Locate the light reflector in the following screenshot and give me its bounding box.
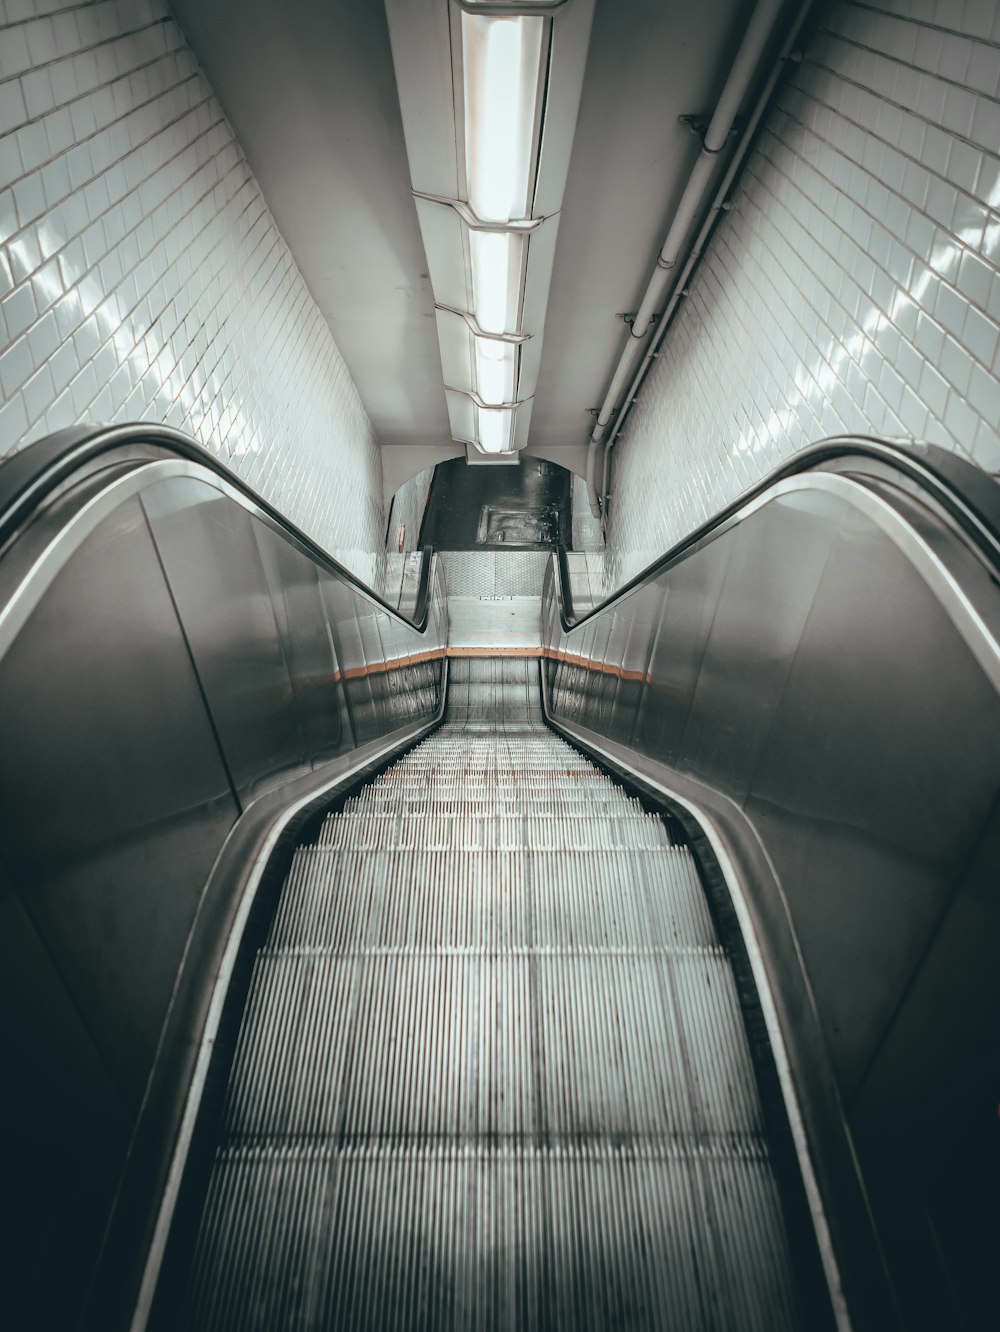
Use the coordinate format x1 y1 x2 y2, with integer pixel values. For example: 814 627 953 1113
475 336 516 406
470 229 523 334
477 406 514 453
462 12 545 224
385 0 594 457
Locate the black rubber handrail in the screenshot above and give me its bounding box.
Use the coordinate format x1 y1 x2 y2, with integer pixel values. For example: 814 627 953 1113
554 436 1000 632
0 423 437 632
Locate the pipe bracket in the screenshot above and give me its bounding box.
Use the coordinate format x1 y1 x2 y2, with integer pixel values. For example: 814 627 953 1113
678 113 710 137
619 312 660 329
678 113 744 152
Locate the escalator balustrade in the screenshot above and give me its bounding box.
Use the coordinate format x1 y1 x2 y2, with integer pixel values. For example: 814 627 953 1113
2 429 999 1331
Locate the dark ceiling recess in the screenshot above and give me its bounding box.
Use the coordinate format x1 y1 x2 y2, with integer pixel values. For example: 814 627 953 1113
420 458 571 552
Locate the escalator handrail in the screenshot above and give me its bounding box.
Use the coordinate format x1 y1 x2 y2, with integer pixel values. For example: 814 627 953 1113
0 422 438 632
555 436 1000 630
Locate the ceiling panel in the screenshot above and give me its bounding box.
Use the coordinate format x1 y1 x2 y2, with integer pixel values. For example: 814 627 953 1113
530 0 749 459
169 0 768 478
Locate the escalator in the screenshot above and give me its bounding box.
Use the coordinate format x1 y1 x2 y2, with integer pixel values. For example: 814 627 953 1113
1 427 999 1331
169 658 814 1330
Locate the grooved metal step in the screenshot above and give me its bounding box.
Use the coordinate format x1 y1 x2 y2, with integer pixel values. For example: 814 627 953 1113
182 659 802 1330
446 650 546 703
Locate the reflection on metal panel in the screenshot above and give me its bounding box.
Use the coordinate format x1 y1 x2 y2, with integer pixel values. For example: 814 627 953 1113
319 576 364 750
0 494 239 1103
0 440 447 1332
252 521 343 767
143 478 310 804
546 476 1000 1097
542 462 1000 1324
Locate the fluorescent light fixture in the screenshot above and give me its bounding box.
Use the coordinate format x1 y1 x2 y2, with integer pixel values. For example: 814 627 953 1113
386 0 593 457
477 405 514 453
470 229 523 334
462 12 544 224
475 336 516 405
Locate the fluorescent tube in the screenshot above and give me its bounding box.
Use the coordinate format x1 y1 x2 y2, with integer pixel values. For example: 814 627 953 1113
475 337 516 406
470 229 522 335
477 406 514 453
462 13 544 224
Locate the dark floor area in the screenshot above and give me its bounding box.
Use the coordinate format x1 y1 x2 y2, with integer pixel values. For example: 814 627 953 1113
419 456 572 551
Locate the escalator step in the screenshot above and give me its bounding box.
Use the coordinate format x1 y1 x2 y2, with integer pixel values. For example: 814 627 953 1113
188 1140 795 1332
266 846 716 955
183 706 801 1329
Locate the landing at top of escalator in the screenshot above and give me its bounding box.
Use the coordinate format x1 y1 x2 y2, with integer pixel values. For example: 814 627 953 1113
420 456 572 552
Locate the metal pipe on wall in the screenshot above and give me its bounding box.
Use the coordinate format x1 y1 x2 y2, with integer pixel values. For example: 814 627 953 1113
585 0 792 518
600 0 815 517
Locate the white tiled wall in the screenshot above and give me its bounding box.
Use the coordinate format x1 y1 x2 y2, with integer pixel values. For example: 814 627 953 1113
607 0 1000 585
387 465 434 553
570 472 604 552
380 466 434 607
0 0 385 580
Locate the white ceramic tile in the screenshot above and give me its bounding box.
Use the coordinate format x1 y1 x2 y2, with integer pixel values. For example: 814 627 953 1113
971 95 1000 153
571 473 604 552
0 0 386 582
388 466 435 553
965 43 1000 97
0 26 31 80
963 302 999 364
604 0 1000 587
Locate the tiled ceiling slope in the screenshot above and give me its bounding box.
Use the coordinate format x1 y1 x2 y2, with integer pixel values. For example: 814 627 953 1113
606 0 1000 587
168 0 450 490
0 0 386 579
165 0 755 491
